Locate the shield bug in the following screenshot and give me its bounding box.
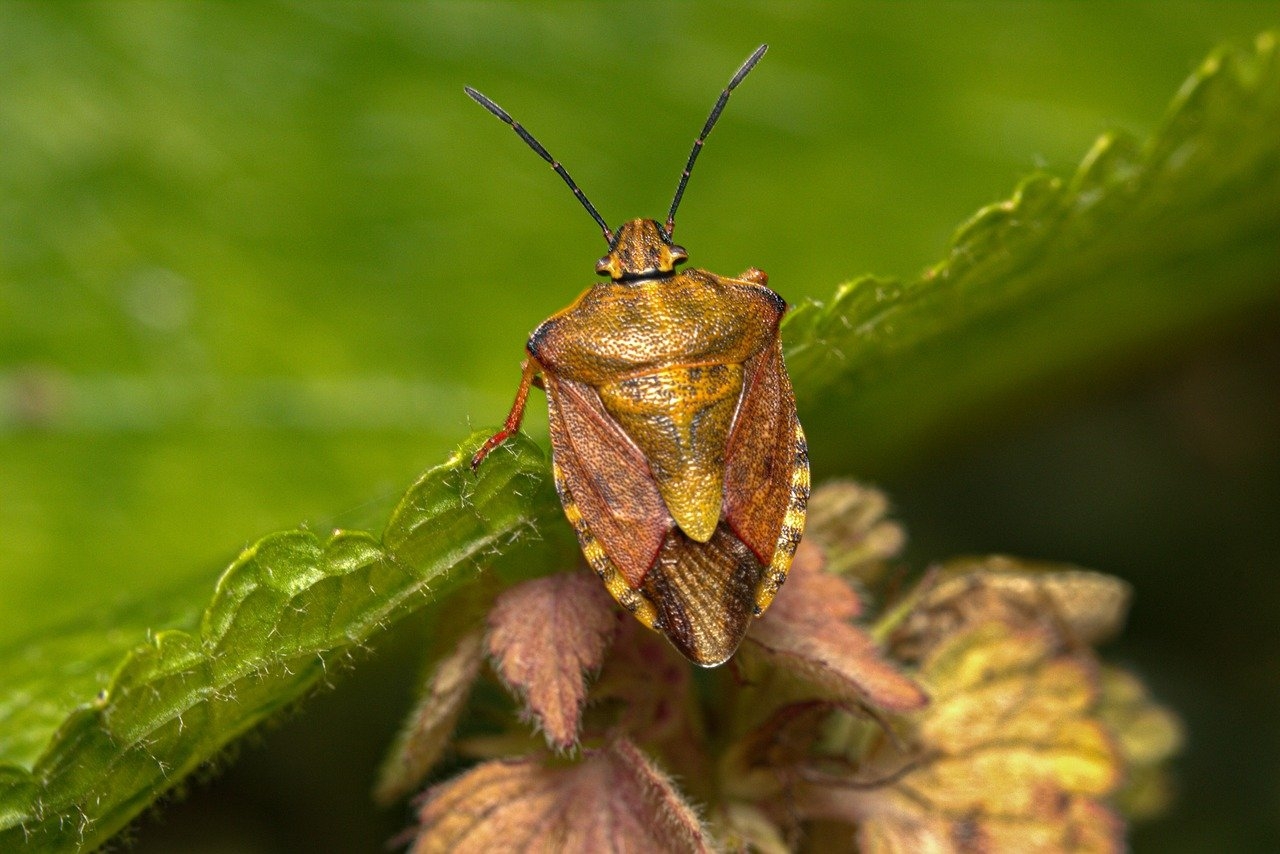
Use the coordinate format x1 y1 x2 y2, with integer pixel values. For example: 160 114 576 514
468 44 808 667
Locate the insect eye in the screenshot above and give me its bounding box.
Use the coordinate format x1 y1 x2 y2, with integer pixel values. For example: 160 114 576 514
595 255 613 277
670 244 688 265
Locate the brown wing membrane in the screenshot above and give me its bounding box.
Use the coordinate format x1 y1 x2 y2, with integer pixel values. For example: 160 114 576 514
641 524 765 666
545 376 671 589
546 342 804 666
722 339 809 611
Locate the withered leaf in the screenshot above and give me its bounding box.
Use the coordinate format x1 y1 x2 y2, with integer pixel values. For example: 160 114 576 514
891 558 1131 662
487 571 619 750
1097 666 1183 767
375 628 486 806
748 540 927 713
798 622 1126 853
803 481 906 580
411 738 713 853
855 794 1123 854
712 802 791 854
1097 666 1184 820
720 701 835 806
590 615 695 747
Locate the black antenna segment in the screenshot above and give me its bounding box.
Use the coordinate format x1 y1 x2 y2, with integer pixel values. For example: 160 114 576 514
665 44 768 238
465 86 613 243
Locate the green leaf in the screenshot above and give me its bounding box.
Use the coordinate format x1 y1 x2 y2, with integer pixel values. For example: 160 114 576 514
787 32 1280 472
0 433 558 850
2 31 1278 852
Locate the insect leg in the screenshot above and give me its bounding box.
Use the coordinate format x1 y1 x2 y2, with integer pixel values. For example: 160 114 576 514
471 357 542 470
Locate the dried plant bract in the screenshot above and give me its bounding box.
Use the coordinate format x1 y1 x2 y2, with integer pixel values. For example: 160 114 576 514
385 482 1182 853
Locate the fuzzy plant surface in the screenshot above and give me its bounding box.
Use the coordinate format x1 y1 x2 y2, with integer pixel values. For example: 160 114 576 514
1 32 1277 852
392 482 1181 852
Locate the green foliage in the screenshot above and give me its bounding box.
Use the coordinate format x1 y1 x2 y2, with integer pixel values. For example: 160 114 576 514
0 22 1277 854
0 435 555 849
789 32 1280 469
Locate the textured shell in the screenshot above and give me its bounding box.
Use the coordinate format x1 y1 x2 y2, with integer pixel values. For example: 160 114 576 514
531 231 809 665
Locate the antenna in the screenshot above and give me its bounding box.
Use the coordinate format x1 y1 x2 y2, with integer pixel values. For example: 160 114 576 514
665 44 768 238
465 86 614 243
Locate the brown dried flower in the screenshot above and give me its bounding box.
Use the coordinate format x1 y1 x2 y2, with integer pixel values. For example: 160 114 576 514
381 482 1182 853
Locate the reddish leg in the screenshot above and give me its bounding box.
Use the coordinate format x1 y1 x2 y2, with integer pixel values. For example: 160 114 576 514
471 358 541 470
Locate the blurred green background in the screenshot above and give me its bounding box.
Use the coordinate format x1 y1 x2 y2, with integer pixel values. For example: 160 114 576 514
1 2 1277 851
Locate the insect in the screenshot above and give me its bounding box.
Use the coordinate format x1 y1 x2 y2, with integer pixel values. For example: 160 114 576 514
468 44 808 667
